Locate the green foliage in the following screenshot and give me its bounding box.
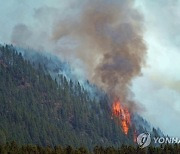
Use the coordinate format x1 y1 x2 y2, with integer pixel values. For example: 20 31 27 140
0 142 179 154
0 45 134 150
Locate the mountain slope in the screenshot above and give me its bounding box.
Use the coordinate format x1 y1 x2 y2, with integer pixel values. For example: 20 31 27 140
0 45 136 149
0 45 163 150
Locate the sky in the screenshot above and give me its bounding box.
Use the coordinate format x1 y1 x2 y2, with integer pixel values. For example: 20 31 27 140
0 0 180 137
133 0 180 137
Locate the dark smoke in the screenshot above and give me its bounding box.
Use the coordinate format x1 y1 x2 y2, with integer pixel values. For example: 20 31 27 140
51 0 146 110
10 0 146 111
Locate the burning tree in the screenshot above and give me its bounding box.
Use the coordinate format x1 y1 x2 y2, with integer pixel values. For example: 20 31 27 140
112 100 131 135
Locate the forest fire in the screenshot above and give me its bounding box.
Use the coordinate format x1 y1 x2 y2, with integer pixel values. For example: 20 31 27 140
112 100 131 135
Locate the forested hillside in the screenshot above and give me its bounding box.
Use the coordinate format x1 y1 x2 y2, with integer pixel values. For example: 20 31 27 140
1 141 180 154
0 45 136 149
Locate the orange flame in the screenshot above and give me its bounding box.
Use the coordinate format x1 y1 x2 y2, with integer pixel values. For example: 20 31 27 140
112 100 131 135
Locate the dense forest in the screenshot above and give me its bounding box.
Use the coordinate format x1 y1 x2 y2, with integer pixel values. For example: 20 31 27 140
0 141 180 154
0 45 137 149
0 45 166 153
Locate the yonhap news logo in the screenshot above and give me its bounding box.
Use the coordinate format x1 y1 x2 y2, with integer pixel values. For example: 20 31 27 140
137 133 180 148
137 133 151 148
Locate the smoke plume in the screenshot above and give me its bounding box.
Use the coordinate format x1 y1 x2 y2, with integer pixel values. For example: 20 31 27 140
51 0 146 109
11 0 146 110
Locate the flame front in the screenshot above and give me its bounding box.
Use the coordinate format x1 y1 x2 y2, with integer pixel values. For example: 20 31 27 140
112 100 131 135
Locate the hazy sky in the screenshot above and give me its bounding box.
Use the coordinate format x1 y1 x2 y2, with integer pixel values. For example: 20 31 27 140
133 0 180 137
0 0 180 137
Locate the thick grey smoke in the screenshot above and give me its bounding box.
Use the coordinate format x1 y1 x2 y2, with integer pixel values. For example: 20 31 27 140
11 0 146 110
51 0 146 109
